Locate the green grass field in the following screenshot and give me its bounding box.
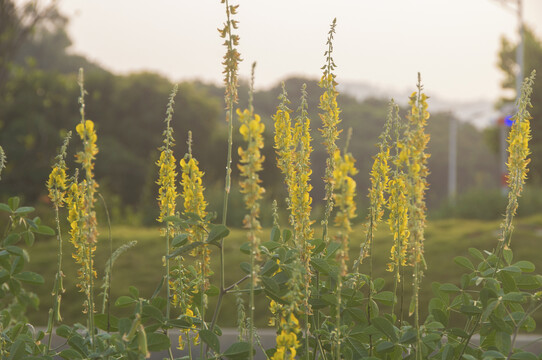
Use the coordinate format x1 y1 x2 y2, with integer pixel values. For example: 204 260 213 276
23 214 542 331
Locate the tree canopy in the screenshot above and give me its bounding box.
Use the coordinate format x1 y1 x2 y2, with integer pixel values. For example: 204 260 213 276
0 0 503 225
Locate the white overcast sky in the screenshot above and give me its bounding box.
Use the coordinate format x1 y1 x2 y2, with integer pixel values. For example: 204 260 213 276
54 0 542 103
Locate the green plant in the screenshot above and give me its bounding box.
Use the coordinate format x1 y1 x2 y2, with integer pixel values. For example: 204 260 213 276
0 196 53 357
0 2 540 359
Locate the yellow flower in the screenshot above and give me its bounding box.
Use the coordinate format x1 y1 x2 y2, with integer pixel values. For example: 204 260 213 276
387 177 410 276
47 166 67 207
273 313 301 360
177 308 200 350
274 86 314 256
180 157 207 219
405 83 430 268
75 120 99 176
274 108 294 183
65 180 96 313
318 29 342 248
180 155 211 290
156 150 178 222
238 108 266 266
333 149 358 275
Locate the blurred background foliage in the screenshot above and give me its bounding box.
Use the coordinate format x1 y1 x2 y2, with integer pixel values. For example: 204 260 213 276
0 0 541 227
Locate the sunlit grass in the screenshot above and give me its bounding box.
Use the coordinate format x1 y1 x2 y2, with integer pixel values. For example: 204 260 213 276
24 215 542 329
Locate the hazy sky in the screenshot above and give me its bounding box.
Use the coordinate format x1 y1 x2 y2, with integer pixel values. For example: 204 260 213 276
55 0 542 103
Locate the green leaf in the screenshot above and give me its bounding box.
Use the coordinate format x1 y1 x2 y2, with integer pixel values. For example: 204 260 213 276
199 329 220 353
239 242 250 255
68 335 89 356
482 350 505 359
151 276 165 299
115 296 136 307
146 332 171 351
165 318 192 329
282 229 292 243
344 308 366 323
261 276 280 295
171 233 189 247
321 293 338 306
310 238 325 255
94 313 118 332
502 266 521 273
502 292 527 303
503 248 513 265
468 247 485 261
373 291 395 306
372 316 397 342
14 206 34 215
13 271 44 284
513 260 535 273
58 349 83 359
510 352 538 360
441 343 454 360
460 304 482 316
399 328 417 343
261 241 281 252
56 324 72 338
310 258 332 275
8 339 26 360
162 215 182 224
373 278 385 292
449 327 469 338
10 256 23 275
34 225 55 236
8 197 19 210
167 241 204 259
375 341 395 353
515 274 542 290
495 331 511 355
4 233 20 246
425 321 445 330
206 224 229 244
260 260 279 276
454 256 475 270
129 285 139 299
325 242 341 259
440 283 461 293
206 284 220 297
270 226 280 242
240 262 251 274
5 245 24 257
0 203 11 212
142 304 164 322
500 271 518 292
432 309 449 326
223 341 252 359
22 231 34 246
0 269 9 283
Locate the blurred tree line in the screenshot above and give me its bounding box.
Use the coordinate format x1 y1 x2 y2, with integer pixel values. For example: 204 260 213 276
4 0 540 226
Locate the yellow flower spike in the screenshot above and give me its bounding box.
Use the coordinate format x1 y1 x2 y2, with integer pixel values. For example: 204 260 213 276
387 177 410 277
333 148 358 276
499 71 535 254
156 151 178 223
47 166 68 207
179 149 211 299
238 64 267 357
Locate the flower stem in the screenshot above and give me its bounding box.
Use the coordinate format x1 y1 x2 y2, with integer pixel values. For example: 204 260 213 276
46 205 63 355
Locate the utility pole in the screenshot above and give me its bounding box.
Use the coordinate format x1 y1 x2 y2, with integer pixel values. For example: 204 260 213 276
448 115 457 205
